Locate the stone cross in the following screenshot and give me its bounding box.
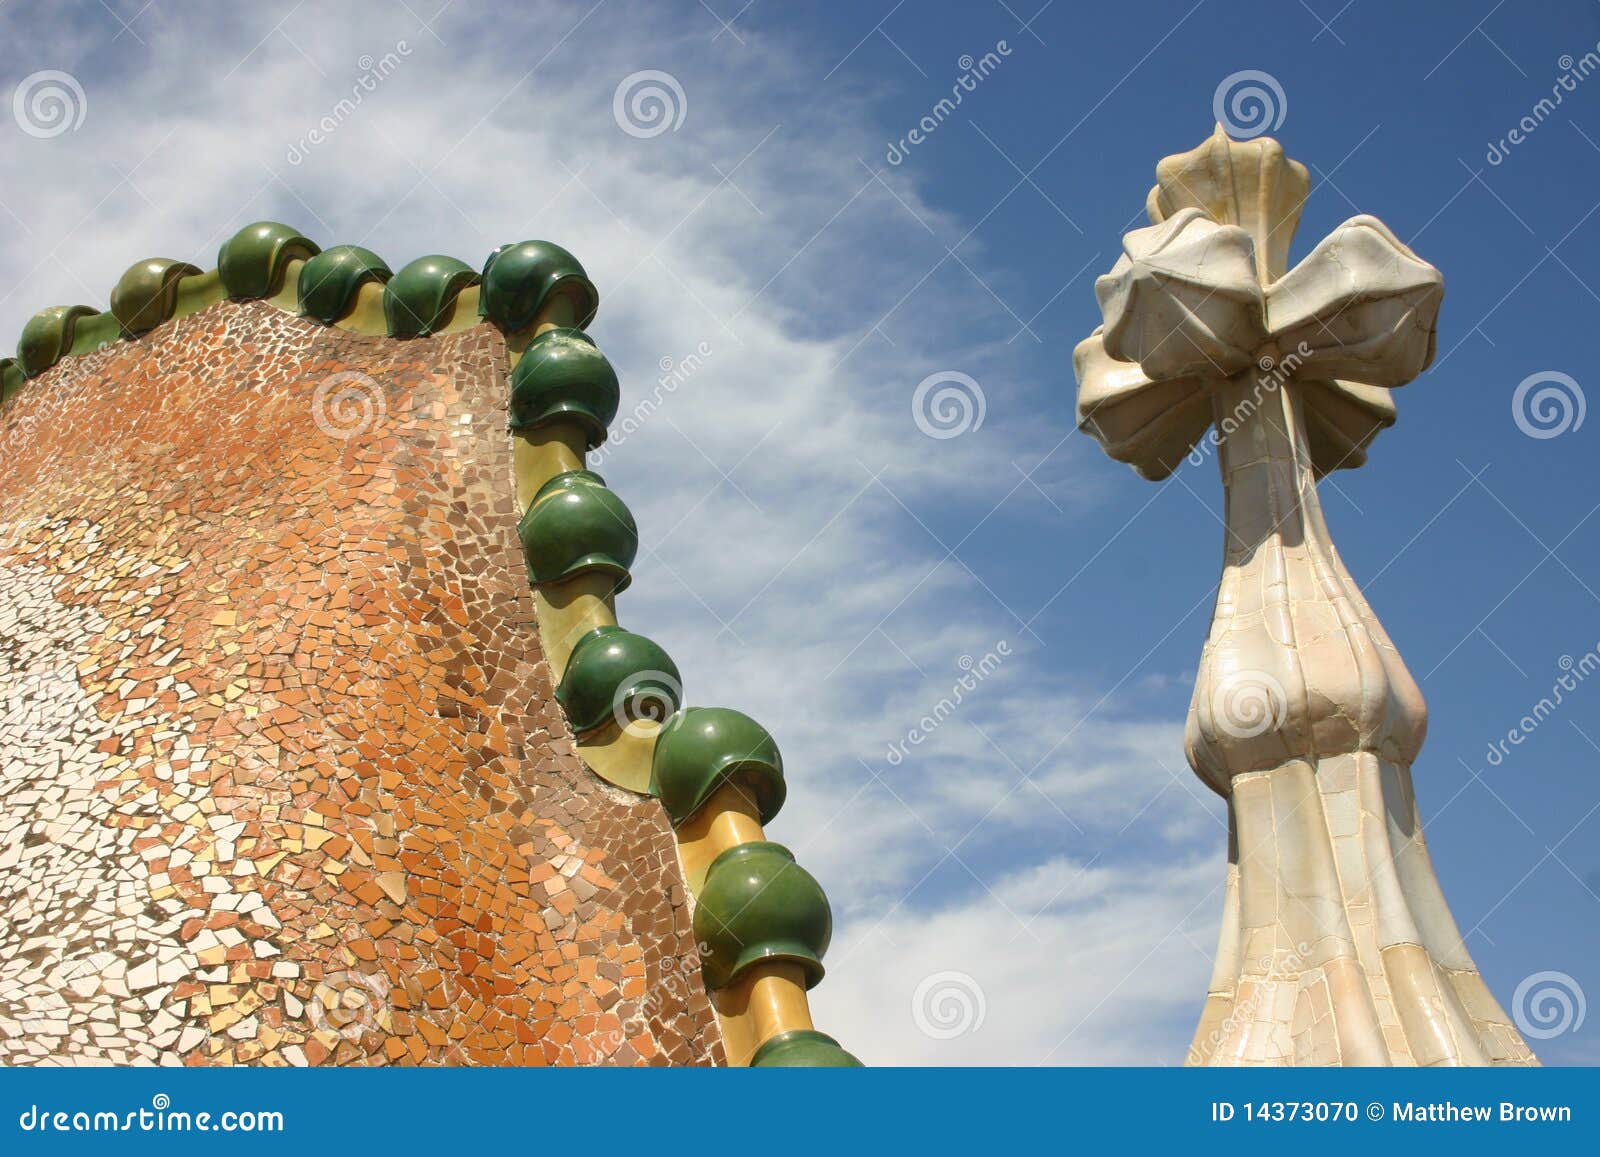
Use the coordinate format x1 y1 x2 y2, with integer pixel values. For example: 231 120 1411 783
1075 125 1537 1066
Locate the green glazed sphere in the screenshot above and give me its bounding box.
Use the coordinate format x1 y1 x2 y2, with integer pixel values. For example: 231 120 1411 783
217 222 320 299
478 239 598 333
750 1029 863 1068
110 258 202 336
17 306 99 378
555 625 681 735
297 245 392 324
519 471 638 591
508 327 619 449
1 358 24 402
384 254 479 338
694 841 831 991
651 707 786 827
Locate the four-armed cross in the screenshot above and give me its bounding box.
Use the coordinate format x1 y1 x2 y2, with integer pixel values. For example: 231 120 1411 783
1075 125 1536 1066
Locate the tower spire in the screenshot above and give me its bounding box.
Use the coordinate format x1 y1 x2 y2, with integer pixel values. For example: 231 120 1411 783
1076 126 1536 1065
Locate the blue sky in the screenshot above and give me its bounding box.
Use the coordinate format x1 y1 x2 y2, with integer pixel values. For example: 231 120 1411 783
1 0 1596 1064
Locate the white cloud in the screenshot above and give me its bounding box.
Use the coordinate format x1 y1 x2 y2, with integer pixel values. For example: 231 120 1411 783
810 851 1222 1065
0 0 1223 1064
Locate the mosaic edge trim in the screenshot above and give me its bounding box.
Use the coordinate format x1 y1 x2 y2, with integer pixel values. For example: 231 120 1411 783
0 223 597 399
505 295 858 1068
0 220 859 1067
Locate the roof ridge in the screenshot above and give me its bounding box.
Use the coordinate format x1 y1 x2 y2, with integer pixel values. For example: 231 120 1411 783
0 220 858 1068
503 268 859 1068
0 221 597 399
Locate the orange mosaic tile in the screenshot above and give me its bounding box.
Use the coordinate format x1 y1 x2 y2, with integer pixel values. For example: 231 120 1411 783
0 300 722 1066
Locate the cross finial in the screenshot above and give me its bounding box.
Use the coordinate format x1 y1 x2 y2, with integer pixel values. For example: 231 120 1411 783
1068 124 1538 1067
1146 122 1309 281
1075 126 1443 480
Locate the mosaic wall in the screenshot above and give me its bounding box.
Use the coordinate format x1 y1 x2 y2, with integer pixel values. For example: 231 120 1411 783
0 301 721 1066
